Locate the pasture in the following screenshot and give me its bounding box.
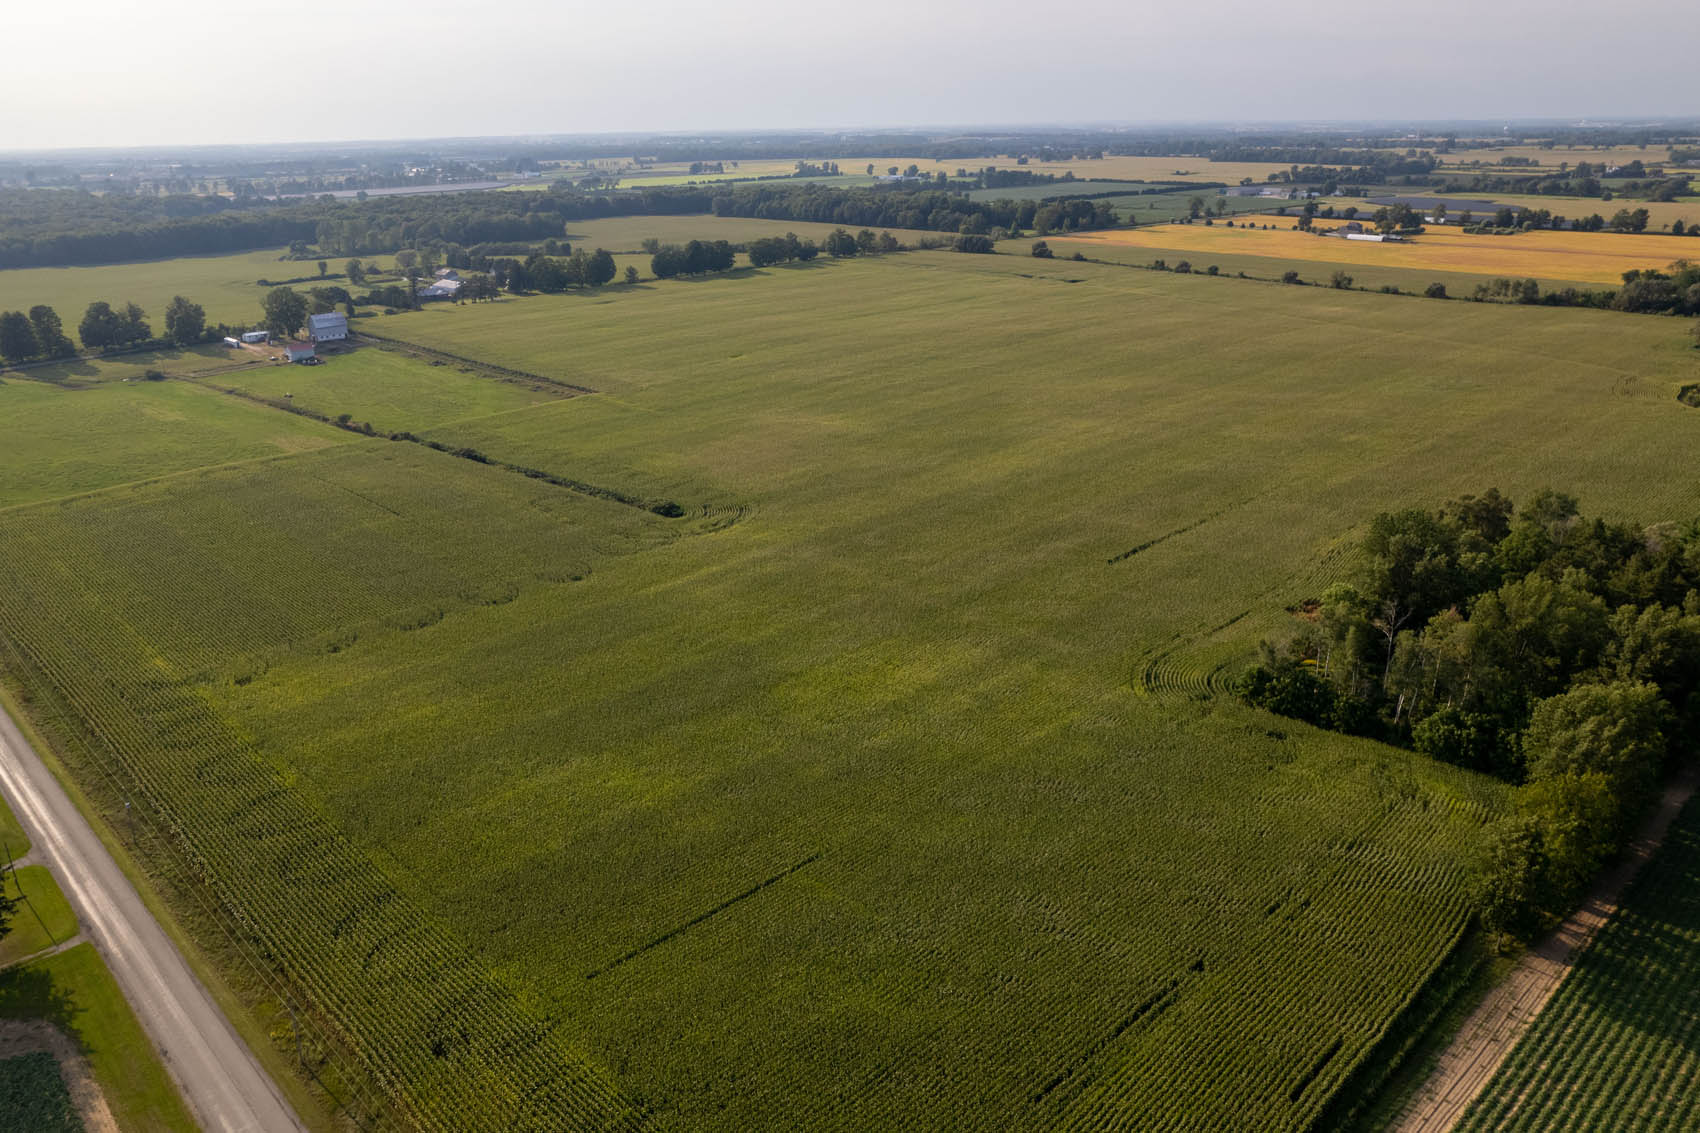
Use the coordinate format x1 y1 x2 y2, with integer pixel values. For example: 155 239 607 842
0 247 401 330
196 342 573 432
1458 797 1700 1132
1054 220 1699 285
0 367 343 509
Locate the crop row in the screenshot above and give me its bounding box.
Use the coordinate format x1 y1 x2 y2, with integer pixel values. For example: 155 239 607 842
0 451 662 1130
1458 798 1700 1132
0 440 1494 1131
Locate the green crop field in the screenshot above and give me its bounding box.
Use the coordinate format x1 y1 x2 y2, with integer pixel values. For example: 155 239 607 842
1458 796 1700 1132
0 1052 80 1133
0 248 1697 1130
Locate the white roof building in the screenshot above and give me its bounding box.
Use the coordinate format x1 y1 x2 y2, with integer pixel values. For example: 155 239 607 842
418 278 462 300
308 312 348 341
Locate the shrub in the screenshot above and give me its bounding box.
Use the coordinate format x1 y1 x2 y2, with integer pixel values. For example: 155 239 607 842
1281 270 1303 285
1235 662 1337 727
1030 241 1053 259
952 234 995 254
1425 282 1448 299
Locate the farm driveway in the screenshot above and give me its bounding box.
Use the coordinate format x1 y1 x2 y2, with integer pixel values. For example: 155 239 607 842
1390 767 1700 1133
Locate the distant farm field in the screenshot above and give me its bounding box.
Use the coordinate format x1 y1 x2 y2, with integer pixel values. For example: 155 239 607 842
1458 795 1700 1132
3 250 1698 1130
1040 236 1599 296
1412 192 1700 233
1056 220 1699 285
1438 143 1684 169
840 153 1298 185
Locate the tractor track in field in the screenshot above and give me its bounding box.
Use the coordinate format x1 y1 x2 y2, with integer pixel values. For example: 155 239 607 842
1389 766 1700 1133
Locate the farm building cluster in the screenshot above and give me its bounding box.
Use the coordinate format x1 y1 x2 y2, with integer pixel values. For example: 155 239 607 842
222 311 348 363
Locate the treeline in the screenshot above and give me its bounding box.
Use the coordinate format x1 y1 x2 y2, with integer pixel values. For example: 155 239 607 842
0 296 222 363
1236 490 1700 939
1206 146 1440 176
1462 264 1700 315
0 180 1077 269
0 184 719 268
706 184 1117 235
1435 163 1693 202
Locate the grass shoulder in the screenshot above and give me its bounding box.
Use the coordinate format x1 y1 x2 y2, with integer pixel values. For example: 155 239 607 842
0 942 195 1132
0 681 342 1133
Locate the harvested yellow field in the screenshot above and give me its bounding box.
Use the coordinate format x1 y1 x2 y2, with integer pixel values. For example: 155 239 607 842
1058 221 1698 285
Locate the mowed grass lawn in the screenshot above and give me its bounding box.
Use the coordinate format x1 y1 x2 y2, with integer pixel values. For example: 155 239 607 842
1057 220 1698 285
2 252 1699 1129
0 944 195 1132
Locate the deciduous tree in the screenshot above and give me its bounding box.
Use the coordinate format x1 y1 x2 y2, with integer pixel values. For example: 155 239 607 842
164 295 206 345
0 311 39 363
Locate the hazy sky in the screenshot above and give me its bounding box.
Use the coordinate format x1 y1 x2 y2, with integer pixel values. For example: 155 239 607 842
5 0 1698 150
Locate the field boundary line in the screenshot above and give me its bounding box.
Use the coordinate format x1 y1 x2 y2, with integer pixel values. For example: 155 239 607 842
184 375 683 517
353 329 599 394
1388 766 1700 1133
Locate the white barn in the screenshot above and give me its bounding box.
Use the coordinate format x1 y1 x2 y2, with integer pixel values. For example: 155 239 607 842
308 312 348 342
418 278 462 301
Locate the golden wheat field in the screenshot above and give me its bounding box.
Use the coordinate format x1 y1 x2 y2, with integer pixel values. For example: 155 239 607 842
1059 219 1699 285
